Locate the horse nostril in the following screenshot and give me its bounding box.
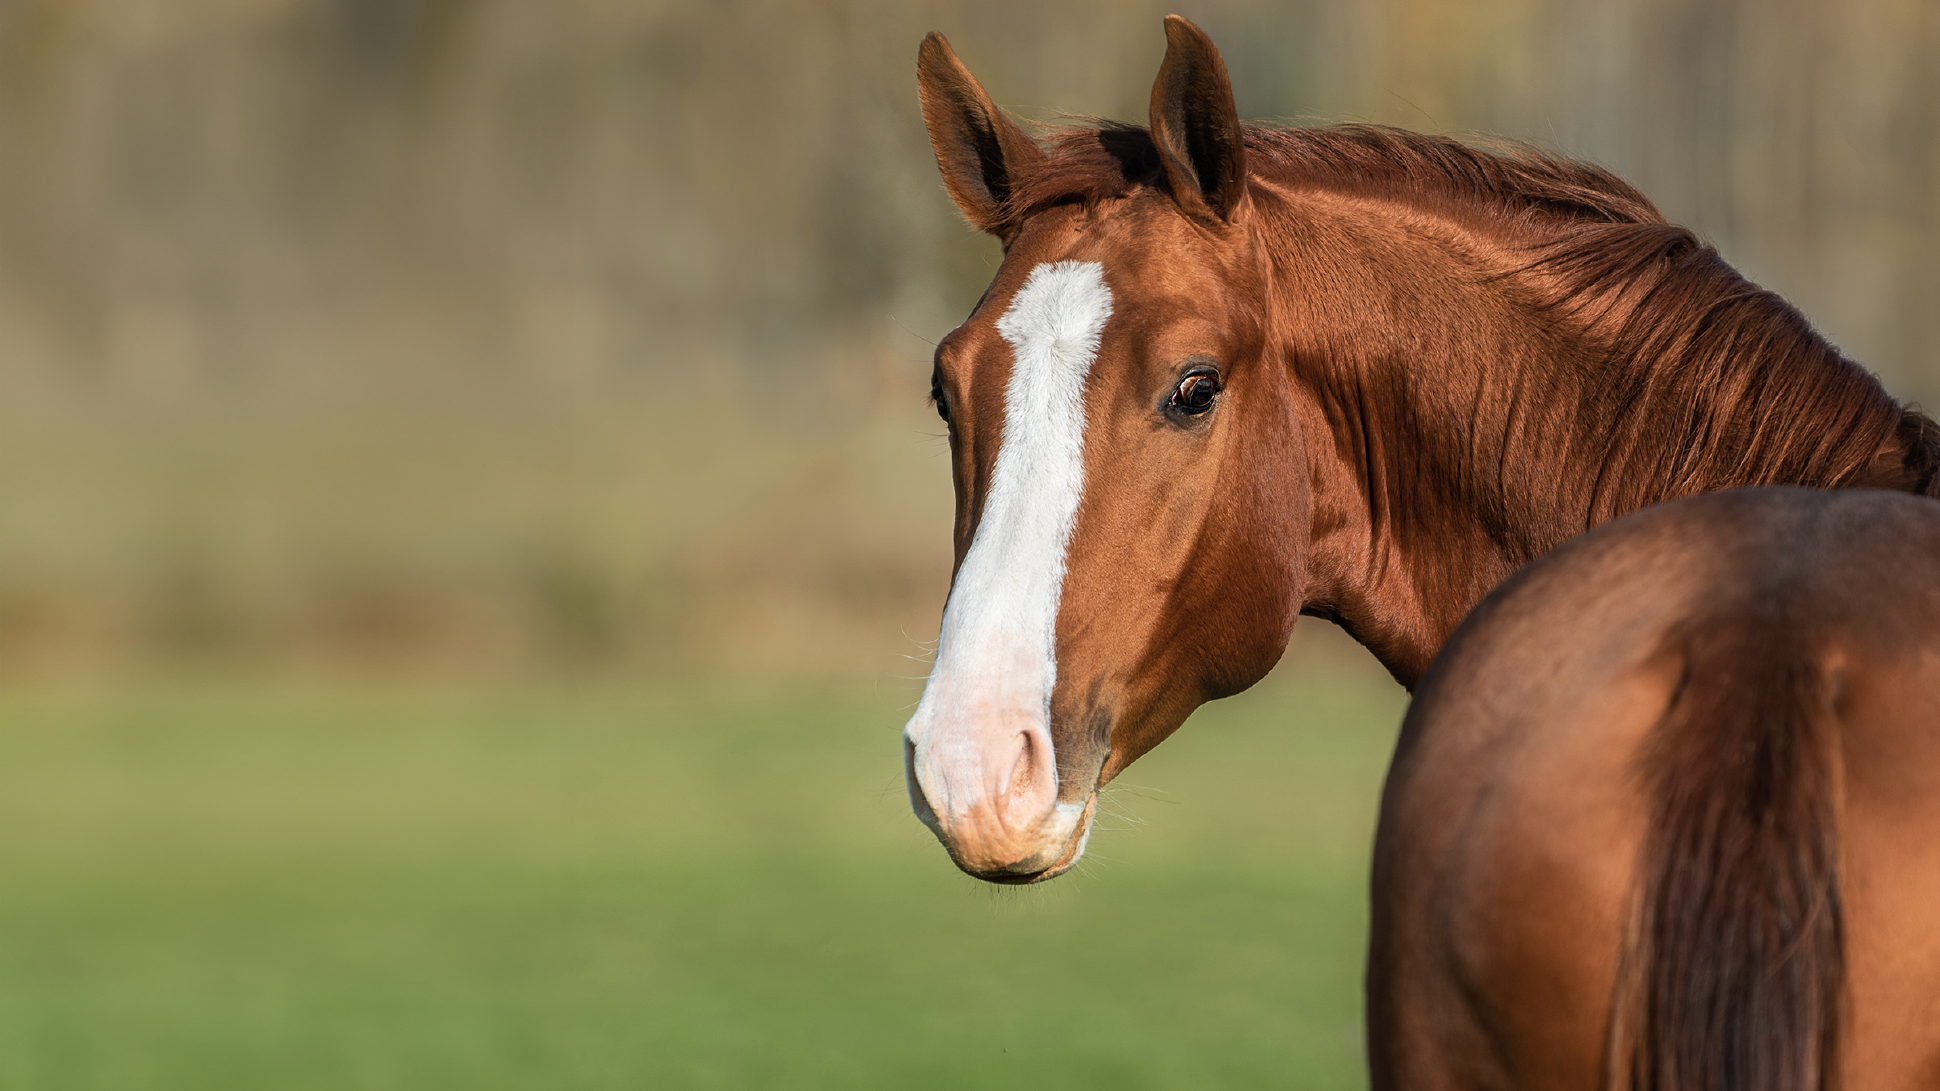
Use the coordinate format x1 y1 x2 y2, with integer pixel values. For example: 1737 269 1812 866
904 734 942 833
1008 731 1038 800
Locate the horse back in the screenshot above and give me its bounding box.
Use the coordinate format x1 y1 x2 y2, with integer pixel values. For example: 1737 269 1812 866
1369 487 1940 1091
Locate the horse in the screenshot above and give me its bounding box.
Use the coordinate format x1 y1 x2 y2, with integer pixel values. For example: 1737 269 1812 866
903 13 1940 1084
1370 487 1940 1091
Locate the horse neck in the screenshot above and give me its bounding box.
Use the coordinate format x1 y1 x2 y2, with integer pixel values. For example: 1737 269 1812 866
1265 193 1919 687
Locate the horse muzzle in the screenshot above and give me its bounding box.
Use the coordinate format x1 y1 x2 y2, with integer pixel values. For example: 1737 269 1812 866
903 724 1098 883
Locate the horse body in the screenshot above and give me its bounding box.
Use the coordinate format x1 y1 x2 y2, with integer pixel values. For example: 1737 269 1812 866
909 15 1940 1087
907 15 1935 879
1373 488 1940 1090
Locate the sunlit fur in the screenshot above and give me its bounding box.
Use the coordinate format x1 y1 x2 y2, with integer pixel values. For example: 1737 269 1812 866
1374 490 1940 1091
916 15 1940 1089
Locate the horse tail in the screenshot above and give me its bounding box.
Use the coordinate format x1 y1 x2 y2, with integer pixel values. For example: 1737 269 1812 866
1618 618 1845 1091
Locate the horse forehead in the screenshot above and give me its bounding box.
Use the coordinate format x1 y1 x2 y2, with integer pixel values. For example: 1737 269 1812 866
944 256 1112 361
995 260 1114 339
950 211 1239 384
1051 238 1247 328
949 265 1231 400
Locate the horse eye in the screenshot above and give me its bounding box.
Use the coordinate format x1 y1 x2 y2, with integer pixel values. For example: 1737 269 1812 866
930 382 951 424
1169 373 1221 415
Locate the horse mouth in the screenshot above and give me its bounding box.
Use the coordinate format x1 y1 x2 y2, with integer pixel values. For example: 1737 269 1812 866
956 793 1098 885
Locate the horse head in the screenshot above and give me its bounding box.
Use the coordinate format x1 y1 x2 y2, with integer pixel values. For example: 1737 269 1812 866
902 18 1310 883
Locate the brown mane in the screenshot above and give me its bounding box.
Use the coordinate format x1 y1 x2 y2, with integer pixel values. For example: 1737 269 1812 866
1006 122 1940 535
1008 122 1662 226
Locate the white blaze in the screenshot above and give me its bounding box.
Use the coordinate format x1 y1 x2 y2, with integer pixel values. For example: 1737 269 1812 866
905 260 1112 835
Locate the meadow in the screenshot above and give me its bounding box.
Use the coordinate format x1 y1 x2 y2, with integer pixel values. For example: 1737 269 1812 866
0 656 1405 1090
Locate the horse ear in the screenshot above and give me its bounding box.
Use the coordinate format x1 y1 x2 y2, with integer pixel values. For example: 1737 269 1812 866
1148 15 1249 225
918 33 1046 237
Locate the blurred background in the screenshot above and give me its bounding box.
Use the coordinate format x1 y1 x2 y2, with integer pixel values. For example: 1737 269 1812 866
0 0 1934 681
0 1 1933 1087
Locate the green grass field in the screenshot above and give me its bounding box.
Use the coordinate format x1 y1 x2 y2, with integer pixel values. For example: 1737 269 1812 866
0 664 1405 1090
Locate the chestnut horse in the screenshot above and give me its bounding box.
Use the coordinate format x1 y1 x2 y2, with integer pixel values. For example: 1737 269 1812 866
1373 487 1940 1091
904 14 1940 1088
